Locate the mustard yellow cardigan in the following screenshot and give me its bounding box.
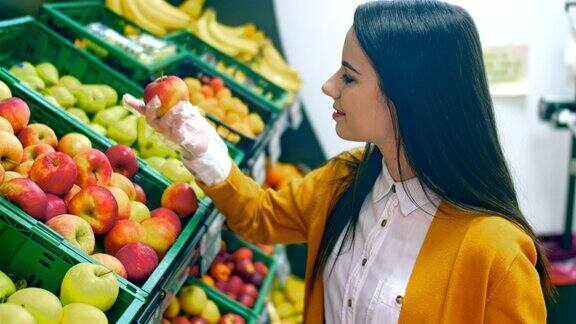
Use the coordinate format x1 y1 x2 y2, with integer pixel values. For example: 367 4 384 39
200 151 546 323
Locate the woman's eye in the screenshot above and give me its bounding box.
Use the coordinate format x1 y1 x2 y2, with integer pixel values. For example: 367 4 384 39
341 73 354 84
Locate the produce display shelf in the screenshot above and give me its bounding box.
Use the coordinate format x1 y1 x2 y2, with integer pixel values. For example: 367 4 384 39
39 1 188 85
165 30 292 112
0 67 211 315
0 203 146 323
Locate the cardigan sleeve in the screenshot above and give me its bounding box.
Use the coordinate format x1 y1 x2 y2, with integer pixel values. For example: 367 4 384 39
484 251 546 323
198 156 353 245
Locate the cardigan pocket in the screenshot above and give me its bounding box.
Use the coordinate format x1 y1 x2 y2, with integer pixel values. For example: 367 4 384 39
365 280 403 324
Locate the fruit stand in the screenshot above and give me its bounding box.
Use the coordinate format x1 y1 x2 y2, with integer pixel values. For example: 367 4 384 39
0 1 310 323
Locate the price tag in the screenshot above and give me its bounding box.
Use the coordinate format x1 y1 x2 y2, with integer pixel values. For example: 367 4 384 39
268 131 282 164
275 245 291 285
251 152 267 184
289 101 303 129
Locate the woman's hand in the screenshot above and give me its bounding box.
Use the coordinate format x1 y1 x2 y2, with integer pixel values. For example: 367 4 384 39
122 94 232 186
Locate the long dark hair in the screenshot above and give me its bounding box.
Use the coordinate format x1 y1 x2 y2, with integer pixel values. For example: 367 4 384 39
312 0 554 301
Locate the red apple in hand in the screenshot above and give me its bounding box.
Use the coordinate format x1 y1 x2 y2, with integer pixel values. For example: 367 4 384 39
74 149 112 188
0 130 23 171
115 242 158 281
143 76 189 117
150 207 181 234
0 178 47 219
92 253 127 279
68 185 118 234
22 143 55 162
104 219 146 255
46 214 95 254
133 181 146 204
17 123 58 148
44 193 67 221
161 183 198 218
57 133 92 157
14 160 33 177
105 145 138 178
0 97 30 134
30 152 77 195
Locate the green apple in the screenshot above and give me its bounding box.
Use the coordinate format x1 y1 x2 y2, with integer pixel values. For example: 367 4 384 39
136 116 154 147
88 123 107 136
129 201 150 223
60 263 119 312
107 114 137 146
9 62 37 78
139 133 179 159
59 75 82 92
0 270 16 300
0 304 35 324
190 181 206 200
0 80 11 100
84 85 117 107
7 287 62 324
160 158 194 182
67 107 90 124
74 86 107 113
178 285 206 315
44 95 60 107
93 105 129 128
20 75 46 91
61 303 107 324
47 86 76 108
35 63 59 86
143 156 166 170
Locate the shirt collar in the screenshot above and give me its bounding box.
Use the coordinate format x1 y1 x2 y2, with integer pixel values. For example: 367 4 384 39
373 159 439 216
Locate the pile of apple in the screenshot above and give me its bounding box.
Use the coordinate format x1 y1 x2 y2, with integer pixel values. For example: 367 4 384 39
197 241 268 309
162 284 245 324
183 75 265 142
0 263 118 324
0 94 200 283
270 276 305 324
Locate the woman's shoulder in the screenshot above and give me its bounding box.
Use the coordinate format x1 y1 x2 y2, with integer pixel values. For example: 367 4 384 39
305 147 365 181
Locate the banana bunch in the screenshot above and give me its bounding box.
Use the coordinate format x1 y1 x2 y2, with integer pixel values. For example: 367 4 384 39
192 9 263 61
179 0 206 19
105 0 190 36
252 40 302 92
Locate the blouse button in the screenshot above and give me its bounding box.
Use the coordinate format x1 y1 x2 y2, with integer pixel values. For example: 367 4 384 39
361 258 367 266
348 298 352 307
381 219 388 227
396 295 403 305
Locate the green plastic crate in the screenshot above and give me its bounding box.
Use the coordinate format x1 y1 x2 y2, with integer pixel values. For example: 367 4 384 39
0 203 146 323
165 31 292 112
40 1 188 85
0 68 210 305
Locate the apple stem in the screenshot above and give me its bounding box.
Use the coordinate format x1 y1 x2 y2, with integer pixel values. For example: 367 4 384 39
98 270 113 277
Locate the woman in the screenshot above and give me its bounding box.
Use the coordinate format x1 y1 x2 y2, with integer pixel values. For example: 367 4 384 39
124 1 552 322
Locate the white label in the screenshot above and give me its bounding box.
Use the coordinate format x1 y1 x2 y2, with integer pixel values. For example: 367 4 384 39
275 245 291 285
268 131 282 164
251 152 267 184
289 101 303 129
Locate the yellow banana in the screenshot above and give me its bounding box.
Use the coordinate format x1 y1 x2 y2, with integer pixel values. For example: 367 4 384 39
262 40 300 77
205 10 260 58
179 0 205 18
137 0 189 29
106 0 123 15
254 60 301 92
195 11 239 56
121 0 166 36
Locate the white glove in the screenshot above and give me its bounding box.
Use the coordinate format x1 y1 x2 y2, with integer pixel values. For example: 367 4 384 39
122 94 232 186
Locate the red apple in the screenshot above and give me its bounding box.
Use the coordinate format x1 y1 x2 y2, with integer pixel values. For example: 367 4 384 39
214 280 228 292
248 272 263 287
46 214 95 254
106 186 131 220
237 293 255 308
105 145 138 178
57 133 92 157
133 181 146 204
219 314 245 324
254 262 268 276
143 76 190 117
73 149 112 188
188 317 208 324
68 185 118 234
115 242 158 281
151 207 181 234
63 184 81 205
92 253 128 279
161 183 198 218
141 217 178 259
21 143 55 162
14 160 33 177
2 171 23 183
236 259 255 280
0 116 14 134
227 275 243 294
232 248 253 262
30 152 77 195
0 178 47 219
0 164 4 183
44 193 67 221
0 130 23 170
104 219 146 255
110 172 136 200
17 123 58 148
173 316 192 324
0 97 30 134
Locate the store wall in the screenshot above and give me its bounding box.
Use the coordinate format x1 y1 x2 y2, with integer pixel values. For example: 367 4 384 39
274 0 573 234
